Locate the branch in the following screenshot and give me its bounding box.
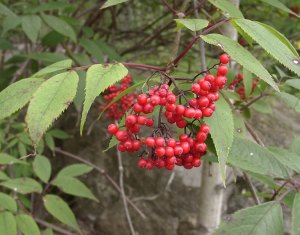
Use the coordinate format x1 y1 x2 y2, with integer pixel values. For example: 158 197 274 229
243 172 260 204
54 148 147 219
162 0 177 16
35 218 76 235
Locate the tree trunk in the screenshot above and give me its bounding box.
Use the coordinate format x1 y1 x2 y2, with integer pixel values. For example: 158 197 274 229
198 1 240 234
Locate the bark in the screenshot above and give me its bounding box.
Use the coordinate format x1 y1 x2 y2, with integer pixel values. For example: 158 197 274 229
198 1 240 234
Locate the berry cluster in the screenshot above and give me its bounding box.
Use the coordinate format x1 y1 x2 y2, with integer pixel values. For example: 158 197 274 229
100 74 137 120
228 73 258 99
107 54 230 170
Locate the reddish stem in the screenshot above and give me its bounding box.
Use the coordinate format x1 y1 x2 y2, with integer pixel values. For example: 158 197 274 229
162 0 177 16
123 62 165 71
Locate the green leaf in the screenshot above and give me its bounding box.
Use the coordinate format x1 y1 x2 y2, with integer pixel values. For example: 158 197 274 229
0 172 9 181
251 100 273 114
260 0 299 18
227 137 289 178
243 68 253 97
0 153 27 165
41 228 54 235
16 214 40 235
101 0 129 9
2 15 21 35
290 136 300 155
1 178 42 194
201 34 279 91
0 3 17 17
0 78 43 120
47 129 70 139
43 194 80 232
95 39 122 61
21 15 42 43
257 22 299 57
213 202 284 235
99 80 144 119
286 79 300 90
233 19 300 77
80 63 128 133
204 96 234 183
33 59 73 78
269 147 300 174
208 0 244 18
33 155 51 183
103 135 118 152
79 39 104 63
26 71 79 145
24 52 68 63
44 133 55 151
52 176 98 201
0 193 17 212
41 14 76 42
174 19 209 32
292 193 300 235
277 92 300 113
0 211 17 235
57 164 93 178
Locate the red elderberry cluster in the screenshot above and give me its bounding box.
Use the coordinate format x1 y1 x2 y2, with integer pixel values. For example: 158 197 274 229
107 54 230 170
100 74 137 120
228 73 258 99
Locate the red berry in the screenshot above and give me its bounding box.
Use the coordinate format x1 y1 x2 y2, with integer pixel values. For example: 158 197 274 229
155 147 165 157
137 115 147 125
108 124 118 134
196 132 207 142
179 134 189 142
133 103 143 113
155 137 165 147
115 130 128 141
155 159 165 168
166 94 176 104
184 107 195 118
176 105 186 115
143 103 154 114
165 146 174 158
131 124 140 134
184 154 193 163
167 138 176 148
204 74 214 82
145 161 154 170
219 54 230 64
217 65 228 76
150 95 160 106
165 164 175 170
200 124 210 134
137 94 148 105
146 118 154 127
174 146 183 155
191 83 201 94
166 103 176 112
203 108 214 117
124 140 133 150
198 97 209 108
189 98 198 107
192 158 201 167
146 137 155 148
200 80 211 91
126 114 137 126
194 109 203 119
176 119 187 128
159 89 167 97
138 158 147 168
180 142 190 154
215 76 227 87
166 156 176 165
132 140 141 151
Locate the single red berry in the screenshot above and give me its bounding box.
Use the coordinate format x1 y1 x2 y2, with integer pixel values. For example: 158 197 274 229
133 103 143 113
203 108 214 117
145 161 154 170
180 142 190 154
206 93 216 101
115 130 128 141
219 54 230 64
217 65 228 76
155 159 165 168
159 89 167 97
155 147 165 157
204 74 214 82
132 140 141 151
126 114 137 126
183 162 193 169
150 95 161 106
146 118 154 127
166 156 177 165
166 103 176 112
200 80 211 91
143 103 154 114
118 143 126 152
194 109 203 119
124 140 133 150
198 97 209 108
137 115 147 125
184 154 193 163
215 76 227 87
166 94 176 104
165 146 174 158
155 137 165 147
176 105 186 115
174 146 183 155
192 158 201 167
138 158 147 168
176 119 187 128
165 164 175 170
146 137 155 148
196 132 207 142
108 124 118 134
167 138 177 148
191 83 201 94
131 124 140 134
179 134 189 142
200 124 210 134
184 107 196 118
195 143 207 152
137 94 148 105
189 98 198 107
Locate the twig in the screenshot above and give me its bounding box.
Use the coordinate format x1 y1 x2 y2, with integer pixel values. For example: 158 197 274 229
271 181 289 200
162 0 177 16
54 148 147 219
35 218 77 235
243 172 260 204
244 121 265 146
239 92 270 111
10 59 30 84
116 122 136 235
276 187 294 202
